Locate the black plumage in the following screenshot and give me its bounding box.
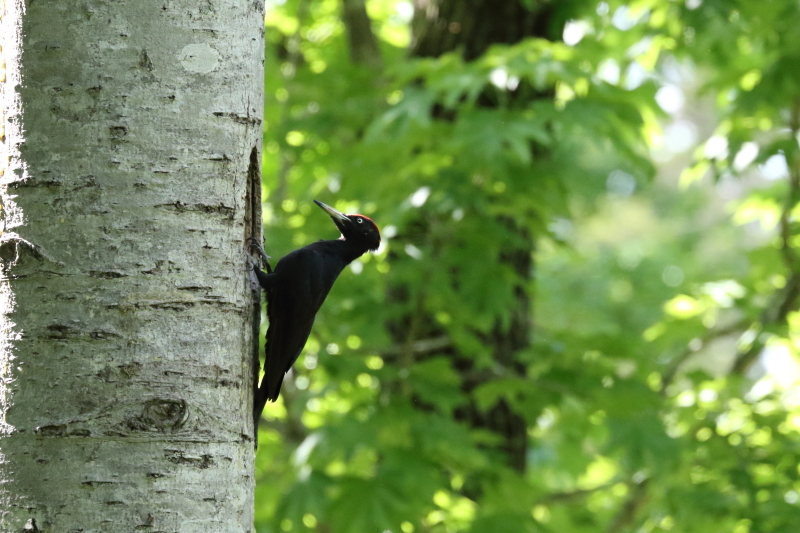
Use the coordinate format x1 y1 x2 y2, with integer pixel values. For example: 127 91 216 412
250 200 380 428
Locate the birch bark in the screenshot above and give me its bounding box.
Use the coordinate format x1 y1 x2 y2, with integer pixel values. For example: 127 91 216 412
0 0 264 531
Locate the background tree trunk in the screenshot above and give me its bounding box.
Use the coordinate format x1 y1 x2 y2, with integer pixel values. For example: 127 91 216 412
392 0 558 473
411 0 555 59
341 0 382 68
0 1 263 530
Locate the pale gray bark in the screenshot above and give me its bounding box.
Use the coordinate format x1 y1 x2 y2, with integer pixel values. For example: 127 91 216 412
0 1 264 531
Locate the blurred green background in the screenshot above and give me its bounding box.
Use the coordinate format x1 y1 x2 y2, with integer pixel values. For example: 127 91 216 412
254 1 800 532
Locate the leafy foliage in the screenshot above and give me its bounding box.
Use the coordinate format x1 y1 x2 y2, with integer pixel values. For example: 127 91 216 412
255 1 800 532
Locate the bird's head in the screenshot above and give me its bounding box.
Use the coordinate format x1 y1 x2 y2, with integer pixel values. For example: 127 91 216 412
315 200 381 251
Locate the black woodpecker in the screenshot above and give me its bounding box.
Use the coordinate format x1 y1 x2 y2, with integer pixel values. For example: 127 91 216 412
249 200 381 431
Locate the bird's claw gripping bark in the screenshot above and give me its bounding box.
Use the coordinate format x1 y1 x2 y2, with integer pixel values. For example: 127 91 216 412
244 252 260 271
245 237 273 273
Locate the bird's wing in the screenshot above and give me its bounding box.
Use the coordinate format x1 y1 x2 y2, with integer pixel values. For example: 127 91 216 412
262 277 317 402
259 247 344 403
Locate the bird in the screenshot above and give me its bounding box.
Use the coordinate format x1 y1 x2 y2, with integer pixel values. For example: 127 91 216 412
248 199 381 430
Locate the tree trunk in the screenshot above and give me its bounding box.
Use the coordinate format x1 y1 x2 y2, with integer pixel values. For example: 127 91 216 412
341 0 382 68
395 0 554 473
411 0 556 59
0 1 263 531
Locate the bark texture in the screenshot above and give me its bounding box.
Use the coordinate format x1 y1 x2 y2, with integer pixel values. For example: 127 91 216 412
0 1 263 531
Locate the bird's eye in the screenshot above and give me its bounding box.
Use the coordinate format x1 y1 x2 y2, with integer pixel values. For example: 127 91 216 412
356 218 363 224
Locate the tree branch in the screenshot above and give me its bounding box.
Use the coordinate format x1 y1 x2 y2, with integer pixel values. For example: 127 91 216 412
604 479 649 533
731 96 800 373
